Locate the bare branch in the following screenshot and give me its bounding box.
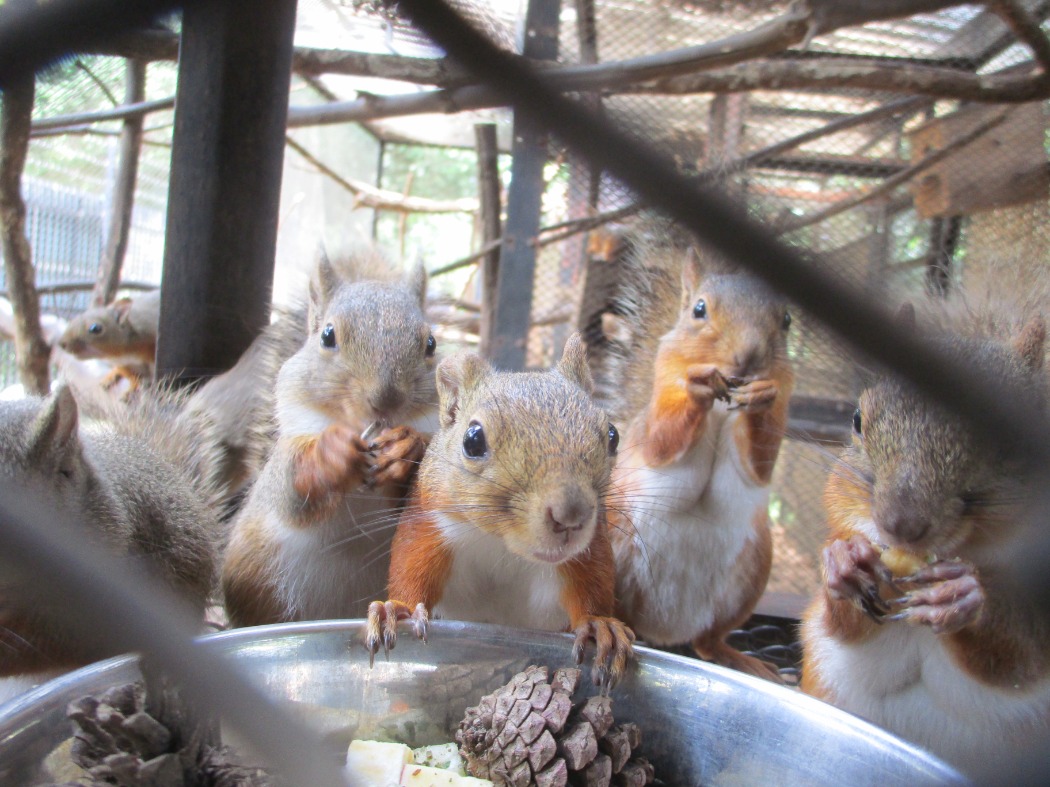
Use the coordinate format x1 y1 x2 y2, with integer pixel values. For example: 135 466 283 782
31 96 174 132
0 75 50 394
93 58 146 307
284 135 477 214
532 95 930 247
75 58 120 106
989 0 1050 74
804 0 968 37
639 56 1050 103
778 109 1010 234
428 238 502 277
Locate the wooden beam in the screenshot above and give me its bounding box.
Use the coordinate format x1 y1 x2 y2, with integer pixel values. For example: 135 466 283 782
0 74 49 395
157 0 298 384
475 123 503 359
93 59 146 307
488 0 561 371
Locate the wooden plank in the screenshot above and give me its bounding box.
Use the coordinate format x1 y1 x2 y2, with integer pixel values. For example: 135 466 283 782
908 103 1050 218
475 123 502 359
488 0 561 371
156 0 298 384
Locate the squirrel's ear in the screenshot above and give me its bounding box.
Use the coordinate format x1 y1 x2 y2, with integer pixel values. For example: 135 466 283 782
556 333 593 394
895 302 917 331
409 260 428 309
681 247 704 295
110 297 134 325
1013 315 1046 372
27 384 80 463
436 352 490 428
308 249 339 332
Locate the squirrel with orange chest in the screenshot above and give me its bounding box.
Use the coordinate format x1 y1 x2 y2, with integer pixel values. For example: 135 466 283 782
800 299 1050 777
365 333 635 688
588 223 794 681
57 290 160 395
221 249 439 626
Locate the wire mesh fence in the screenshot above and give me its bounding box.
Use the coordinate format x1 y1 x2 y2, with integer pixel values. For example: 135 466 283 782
3 0 1050 603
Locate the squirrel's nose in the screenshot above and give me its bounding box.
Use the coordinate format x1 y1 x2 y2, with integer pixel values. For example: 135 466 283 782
368 385 405 416
546 497 595 534
732 343 765 378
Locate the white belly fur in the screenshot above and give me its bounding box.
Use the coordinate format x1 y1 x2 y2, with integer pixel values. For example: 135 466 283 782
434 514 568 631
805 610 1050 776
615 405 768 645
269 409 437 621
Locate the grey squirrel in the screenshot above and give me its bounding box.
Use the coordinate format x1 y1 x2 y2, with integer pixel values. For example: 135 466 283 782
0 382 220 687
588 223 795 681
221 249 440 626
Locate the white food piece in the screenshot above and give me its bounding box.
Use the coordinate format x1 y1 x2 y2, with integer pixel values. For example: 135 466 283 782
399 763 494 786
412 743 465 773
345 739 414 786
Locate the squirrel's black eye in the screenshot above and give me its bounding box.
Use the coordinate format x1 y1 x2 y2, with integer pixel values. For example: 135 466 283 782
693 299 707 319
607 423 619 455
88 322 103 335
782 311 792 331
425 333 436 357
320 323 336 349
852 408 862 435
462 421 487 459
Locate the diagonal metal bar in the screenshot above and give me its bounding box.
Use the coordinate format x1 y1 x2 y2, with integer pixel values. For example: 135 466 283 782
393 0 1050 473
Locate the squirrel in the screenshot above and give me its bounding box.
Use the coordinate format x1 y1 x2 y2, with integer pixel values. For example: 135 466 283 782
589 223 795 682
364 333 635 688
799 300 1050 777
57 290 161 395
183 301 308 507
221 249 440 627
0 380 221 694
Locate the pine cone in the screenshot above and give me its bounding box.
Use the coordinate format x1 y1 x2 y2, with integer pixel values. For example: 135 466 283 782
456 665 654 787
41 680 280 787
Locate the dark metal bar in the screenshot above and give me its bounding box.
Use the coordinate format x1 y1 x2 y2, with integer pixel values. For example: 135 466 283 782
488 0 561 370
157 0 298 384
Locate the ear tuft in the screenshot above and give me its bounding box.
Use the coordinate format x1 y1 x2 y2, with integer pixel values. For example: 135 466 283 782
28 383 80 460
308 248 339 333
896 302 917 331
409 260 428 309
435 352 490 429
556 333 593 394
1014 315 1046 372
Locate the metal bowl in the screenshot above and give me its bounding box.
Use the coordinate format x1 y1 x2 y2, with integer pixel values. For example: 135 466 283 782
0 620 966 785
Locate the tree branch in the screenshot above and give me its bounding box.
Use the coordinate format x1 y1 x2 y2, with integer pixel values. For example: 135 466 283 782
777 109 1010 234
31 96 174 132
0 75 50 395
532 95 930 247
284 135 477 213
989 0 1050 74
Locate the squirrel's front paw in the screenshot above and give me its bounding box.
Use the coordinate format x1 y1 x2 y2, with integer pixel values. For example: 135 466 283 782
365 600 428 667
685 363 729 410
571 616 635 692
885 560 984 634
368 425 428 488
298 423 370 495
727 378 778 413
822 535 895 621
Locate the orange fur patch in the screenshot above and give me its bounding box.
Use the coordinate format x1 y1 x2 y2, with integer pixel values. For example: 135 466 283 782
558 518 618 625
387 495 455 608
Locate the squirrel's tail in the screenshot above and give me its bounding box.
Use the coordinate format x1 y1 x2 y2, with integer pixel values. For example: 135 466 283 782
582 215 687 425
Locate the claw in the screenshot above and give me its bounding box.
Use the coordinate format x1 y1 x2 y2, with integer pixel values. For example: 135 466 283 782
364 600 428 667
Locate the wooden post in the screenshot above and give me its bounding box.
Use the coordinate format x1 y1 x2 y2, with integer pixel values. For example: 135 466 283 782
475 123 502 359
488 0 560 371
93 58 146 307
157 0 298 384
0 73 49 395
